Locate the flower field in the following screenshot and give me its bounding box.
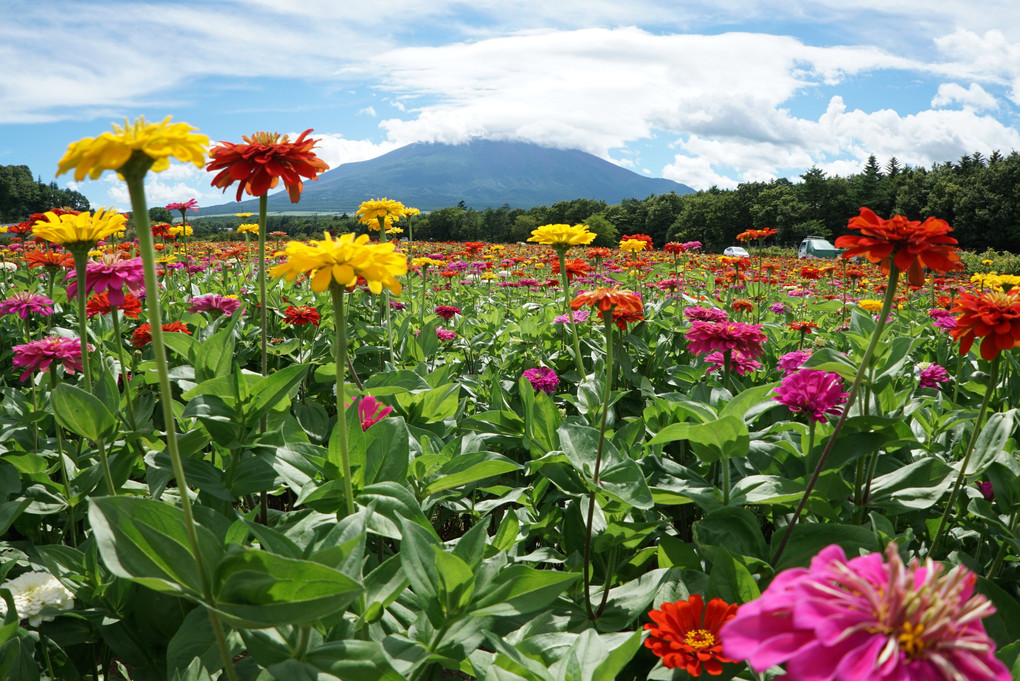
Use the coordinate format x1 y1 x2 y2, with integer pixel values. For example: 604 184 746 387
1 118 1020 680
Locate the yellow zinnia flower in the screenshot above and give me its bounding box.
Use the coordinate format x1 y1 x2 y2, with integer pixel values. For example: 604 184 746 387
412 257 445 269
168 225 193 237
57 116 208 181
270 232 407 295
527 224 596 249
619 238 647 253
237 223 260 234
31 208 127 246
857 299 884 312
356 198 407 228
236 212 254 219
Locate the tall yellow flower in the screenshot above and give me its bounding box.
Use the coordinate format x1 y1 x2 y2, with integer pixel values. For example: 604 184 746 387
237 223 260 234
31 208 127 246
270 232 407 295
168 224 193 237
356 198 407 229
57 116 208 180
619 238 647 253
527 224 596 249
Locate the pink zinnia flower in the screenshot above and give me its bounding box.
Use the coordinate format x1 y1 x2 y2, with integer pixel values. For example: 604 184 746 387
777 349 812 375
436 327 456 341
0 291 54 319
704 351 761 376
434 305 461 320
522 367 559 394
12 336 86 381
684 306 728 323
345 395 392 431
65 254 145 307
772 369 848 422
165 198 199 213
553 310 590 325
188 294 242 317
720 543 1010 681
918 362 951 389
685 321 767 359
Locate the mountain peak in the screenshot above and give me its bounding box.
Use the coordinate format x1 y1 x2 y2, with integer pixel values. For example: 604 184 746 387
200 139 693 215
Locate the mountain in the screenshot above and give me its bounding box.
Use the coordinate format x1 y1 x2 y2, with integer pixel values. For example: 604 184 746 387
198 139 694 215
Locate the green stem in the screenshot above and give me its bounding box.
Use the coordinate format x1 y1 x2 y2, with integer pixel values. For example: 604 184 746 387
71 248 92 390
773 263 901 565
109 310 137 430
557 250 586 377
987 505 1018 580
583 310 615 619
931 355 1001 555
120 154 238 681
258 195 268 380
329 282 355 516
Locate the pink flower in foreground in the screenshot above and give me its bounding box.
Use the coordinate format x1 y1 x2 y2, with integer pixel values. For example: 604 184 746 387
0 291 54 319
522 366 559 394
12 336 86 381
685 321 767 359
772 369 848 422
345 395 392 431
720 543 1010 681
66 255 145 307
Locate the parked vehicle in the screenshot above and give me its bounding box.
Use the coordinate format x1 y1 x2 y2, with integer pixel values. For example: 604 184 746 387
798 236 838 259
723 246 750 258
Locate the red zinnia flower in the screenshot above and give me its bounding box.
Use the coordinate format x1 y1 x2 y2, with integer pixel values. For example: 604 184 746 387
644 595 739 676
788 320 819 334
731 299 754 313
207 130 330 203
949 289 1020 360
283 305 320 326
686 321 767 359
131 322 191 348
835 207 963 286
24 250 74 270
570 287 642 316
87 291 142 319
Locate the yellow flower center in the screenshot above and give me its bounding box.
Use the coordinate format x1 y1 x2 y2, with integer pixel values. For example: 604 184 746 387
683 628 716 650
897 621 926 658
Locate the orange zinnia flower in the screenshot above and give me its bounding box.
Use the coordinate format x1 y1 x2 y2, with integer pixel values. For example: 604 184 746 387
949 289 1020 360
835 208 962 286
644 595 739 676
570 287 642 317
207 130 329 202
24 250 74 269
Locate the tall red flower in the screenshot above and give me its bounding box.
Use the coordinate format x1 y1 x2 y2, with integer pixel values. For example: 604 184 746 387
206 130 329 203
835 208 962 286
949 289 1020 360
644 595 740 676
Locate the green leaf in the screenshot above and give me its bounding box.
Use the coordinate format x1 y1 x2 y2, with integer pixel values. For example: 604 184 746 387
211 547 363 628
473 565 579 616
520 379 562 457
708 547 760 604
398 518 444 627
304 640 405 681
695 506 768 560
424 451 521 495
364 417 410 486
969 410 1016 476
433 547 475 614
50 383 117 441
89 496 221 597
245 364 310 425
648 414 749 462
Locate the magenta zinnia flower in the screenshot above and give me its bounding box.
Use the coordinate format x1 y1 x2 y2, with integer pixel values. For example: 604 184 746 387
776 349 812 375
918 362 951 389
685 321 767 359
704 351 761 376
434 305 461 320
0 291 54 319
65 254 145 307
522 366 559 394
12 336 86 381
436 328 456 341
720 543 1010 681
684 306 728 323
188 294 243 317
345 395 392 431
772 369 848 422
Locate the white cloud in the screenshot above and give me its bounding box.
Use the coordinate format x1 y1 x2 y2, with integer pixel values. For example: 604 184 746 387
931 83 999 111
357 106 377 117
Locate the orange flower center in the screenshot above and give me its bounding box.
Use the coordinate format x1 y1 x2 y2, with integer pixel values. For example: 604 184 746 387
683 628 716 650
897 622 927 658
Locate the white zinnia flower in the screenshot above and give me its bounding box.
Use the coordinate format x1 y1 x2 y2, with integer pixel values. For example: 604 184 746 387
0 571 75 626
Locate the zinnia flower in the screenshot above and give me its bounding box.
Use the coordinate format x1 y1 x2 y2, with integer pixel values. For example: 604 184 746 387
86 291 142 319
165 199 198 213
644 594 739 676
345 395 393 431
720 543 1011 681
528 224 596 250
705 351 761 376
570 287 642 317
619 238 648 253
237 223 260 234
0 571 74 626
356 198 407 228
522 367 559 394
31 208 126 246
24 250 74 270
207 130 329 202
12 336 85 381
188 294 242 317
436 327 456 341
283 305 320 326
949 289 1020 360
776 349 812 375
132 322 191 348
685 321 767 359
0 291 54 319
269 232 406 295
65 254 144 306
772 369 848 422
918 362 951 389
56 116 208 181
835 208 963 287
434 305 461 320
684 306 728 323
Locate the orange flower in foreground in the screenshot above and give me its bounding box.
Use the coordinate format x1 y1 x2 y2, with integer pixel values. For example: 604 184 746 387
949 289 1020 360
644 595 739 676
207 130 329 202
570 287 642 317
835 207 962 286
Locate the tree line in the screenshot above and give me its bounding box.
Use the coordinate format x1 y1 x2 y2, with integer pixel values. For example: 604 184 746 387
0 165 90 223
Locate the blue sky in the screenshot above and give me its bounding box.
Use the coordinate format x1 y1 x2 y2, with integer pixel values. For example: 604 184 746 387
2 0 1020 213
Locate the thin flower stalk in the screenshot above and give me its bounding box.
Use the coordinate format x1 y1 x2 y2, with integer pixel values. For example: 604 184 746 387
329 282 355 516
